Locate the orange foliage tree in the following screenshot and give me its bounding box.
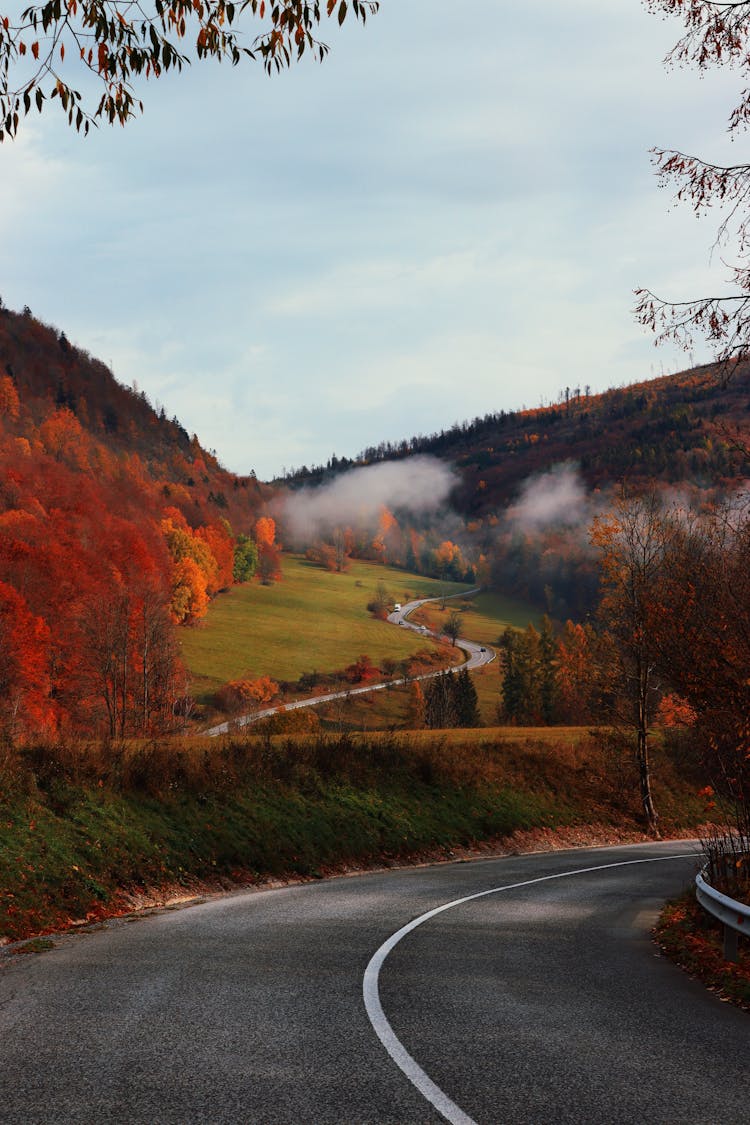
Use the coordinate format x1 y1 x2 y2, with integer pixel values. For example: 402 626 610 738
254 516 276 549
555 620 596 725
196 521 235 592
406 680 426 729
214 675 279 715
255 515 282 584
0 580 54 737
39 407 90 470
161 509 230 619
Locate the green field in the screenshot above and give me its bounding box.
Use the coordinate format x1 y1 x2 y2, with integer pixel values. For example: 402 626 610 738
287 587 541 732
411 589 540 645
178 555 472 702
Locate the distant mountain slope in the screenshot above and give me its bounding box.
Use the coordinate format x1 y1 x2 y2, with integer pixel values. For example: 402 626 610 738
277 364 750 626
0 305 274 738
0 305 271 528
282 365 750 513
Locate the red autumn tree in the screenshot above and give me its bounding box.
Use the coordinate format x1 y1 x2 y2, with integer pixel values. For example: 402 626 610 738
0 375 20 421
196 521 235 592
78 521 181 736
0 580 55 737
344 654 379 684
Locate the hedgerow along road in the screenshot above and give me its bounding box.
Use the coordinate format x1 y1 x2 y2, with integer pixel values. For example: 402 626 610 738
1 840 747 1123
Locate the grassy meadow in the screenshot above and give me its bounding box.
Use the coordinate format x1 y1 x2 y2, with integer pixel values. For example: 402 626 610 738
309 586 540 731
178 555 472 703
410 588 540 645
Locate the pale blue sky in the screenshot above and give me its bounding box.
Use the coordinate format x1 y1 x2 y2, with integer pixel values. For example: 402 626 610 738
0 1 742 478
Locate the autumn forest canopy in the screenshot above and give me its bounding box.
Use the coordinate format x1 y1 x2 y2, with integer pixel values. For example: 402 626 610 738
0 304 279 737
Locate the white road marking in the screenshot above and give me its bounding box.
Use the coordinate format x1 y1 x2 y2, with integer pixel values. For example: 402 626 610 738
362 850 699 1125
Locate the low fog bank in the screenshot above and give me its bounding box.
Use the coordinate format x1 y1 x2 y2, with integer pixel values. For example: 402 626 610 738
279 456 458 546
504 462 608 541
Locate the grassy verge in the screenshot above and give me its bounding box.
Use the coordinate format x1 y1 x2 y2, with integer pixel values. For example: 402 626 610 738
1 729 709 943
654 892 750 1010
178 555 472 704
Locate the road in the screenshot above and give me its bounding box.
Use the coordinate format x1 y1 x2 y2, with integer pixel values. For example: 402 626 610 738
386 590 494 673
1 840 747 1124
205 590 494 736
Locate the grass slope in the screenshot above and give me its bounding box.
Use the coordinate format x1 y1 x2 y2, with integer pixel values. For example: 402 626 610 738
178 556 471 701
410 589 540 643
1 729 708 943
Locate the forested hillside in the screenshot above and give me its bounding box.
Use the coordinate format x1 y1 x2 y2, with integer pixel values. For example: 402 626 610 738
0 306 275 739
279 365 750 620
283 364 750 512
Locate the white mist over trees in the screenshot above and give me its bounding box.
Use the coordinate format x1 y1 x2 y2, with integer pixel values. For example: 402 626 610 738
279 456 457 547
504 463 603 536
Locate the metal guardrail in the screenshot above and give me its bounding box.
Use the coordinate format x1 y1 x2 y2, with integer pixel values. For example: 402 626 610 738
695 867 750 962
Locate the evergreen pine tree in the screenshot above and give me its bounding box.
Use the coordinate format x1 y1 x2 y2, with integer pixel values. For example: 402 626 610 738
425 674 456 729
453 668 480 727
538 615 558 724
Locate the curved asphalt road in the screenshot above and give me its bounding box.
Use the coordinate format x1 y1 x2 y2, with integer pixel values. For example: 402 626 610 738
1 840 747 1123
387 590 495 674
205 589 494 736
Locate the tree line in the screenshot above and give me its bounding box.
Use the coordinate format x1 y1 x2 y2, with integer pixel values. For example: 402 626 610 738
496 491 750 840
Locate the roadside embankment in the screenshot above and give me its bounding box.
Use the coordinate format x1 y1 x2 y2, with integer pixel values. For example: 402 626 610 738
654 892 750 1010
1 729 709 943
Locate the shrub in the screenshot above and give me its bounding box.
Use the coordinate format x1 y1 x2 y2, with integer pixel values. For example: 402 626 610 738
214 675 279 715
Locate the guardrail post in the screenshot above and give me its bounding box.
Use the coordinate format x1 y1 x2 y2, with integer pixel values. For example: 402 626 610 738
723 924 739 963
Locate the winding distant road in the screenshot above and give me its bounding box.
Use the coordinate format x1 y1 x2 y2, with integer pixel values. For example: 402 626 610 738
205 589 494 736
2 841 747 1123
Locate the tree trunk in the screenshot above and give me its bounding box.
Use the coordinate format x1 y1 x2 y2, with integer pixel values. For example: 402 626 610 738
637 726 660 837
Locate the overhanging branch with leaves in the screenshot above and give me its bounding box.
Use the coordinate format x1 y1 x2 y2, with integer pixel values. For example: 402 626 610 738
0 0 378 138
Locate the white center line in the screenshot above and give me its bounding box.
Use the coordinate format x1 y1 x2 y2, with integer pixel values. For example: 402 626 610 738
362 850 699 1125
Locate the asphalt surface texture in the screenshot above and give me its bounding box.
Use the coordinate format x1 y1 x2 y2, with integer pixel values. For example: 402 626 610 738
1 840 746 1124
